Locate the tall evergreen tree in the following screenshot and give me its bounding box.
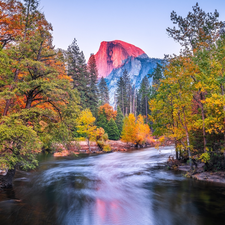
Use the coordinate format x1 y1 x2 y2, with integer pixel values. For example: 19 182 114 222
122 69 132 114
87 54 98 116
98 77 109 105
106 118 120 140
115 106 124 135
67 39 90 109
116 69 133 115
96 109 108 132
138 76 150 122
116 76 125 115
148 62 165 100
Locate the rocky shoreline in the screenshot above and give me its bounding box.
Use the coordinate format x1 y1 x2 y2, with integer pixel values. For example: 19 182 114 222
53 140 156 157
178 163 225 185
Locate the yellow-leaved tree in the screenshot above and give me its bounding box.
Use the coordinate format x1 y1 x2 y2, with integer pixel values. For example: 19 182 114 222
121 114 136 143
121 114 152 147
136 115 153 146
76 109 97 153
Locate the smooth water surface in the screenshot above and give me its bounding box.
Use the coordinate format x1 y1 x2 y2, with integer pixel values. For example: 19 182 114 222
1 146 225 225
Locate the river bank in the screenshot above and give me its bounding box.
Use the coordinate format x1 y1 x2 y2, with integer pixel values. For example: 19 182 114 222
53 140 157 157
178 163 225 185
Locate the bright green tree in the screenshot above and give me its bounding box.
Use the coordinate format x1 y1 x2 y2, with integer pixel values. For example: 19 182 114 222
96 109 108 132
106 118 120 140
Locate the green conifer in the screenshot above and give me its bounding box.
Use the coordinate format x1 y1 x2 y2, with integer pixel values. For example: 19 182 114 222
87 54 99 116
106 118 120 140
96 109 108 132
98 77 109 105
115 106 124 135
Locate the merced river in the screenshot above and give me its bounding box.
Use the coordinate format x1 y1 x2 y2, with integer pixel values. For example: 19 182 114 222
0 146 225 225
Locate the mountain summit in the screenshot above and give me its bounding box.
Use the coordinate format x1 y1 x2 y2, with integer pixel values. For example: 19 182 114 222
95 40 146 78
92 40 162 105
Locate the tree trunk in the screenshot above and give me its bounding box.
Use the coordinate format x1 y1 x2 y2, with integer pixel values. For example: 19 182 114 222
182 109 192 170
145 96 148 124
175 139 178 160
0 169 15 189
26 94 33 109
122 88 124 115
87 138 91 153
221 85 225 168
199 93 207 152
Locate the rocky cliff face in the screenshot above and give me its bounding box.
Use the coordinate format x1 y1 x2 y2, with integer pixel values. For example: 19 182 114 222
95 40 145 78
93 40 162 105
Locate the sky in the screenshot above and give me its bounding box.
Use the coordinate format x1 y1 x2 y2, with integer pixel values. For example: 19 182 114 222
39 0 225 61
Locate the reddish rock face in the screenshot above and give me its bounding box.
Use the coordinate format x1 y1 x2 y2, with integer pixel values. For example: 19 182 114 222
93 40 145 78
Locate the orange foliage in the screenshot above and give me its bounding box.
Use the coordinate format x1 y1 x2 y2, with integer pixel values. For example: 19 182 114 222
99 103 117 121
121 114 153 146
0 0 23 48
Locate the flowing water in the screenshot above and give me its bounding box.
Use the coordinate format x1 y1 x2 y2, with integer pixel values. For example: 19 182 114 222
0 146 225 225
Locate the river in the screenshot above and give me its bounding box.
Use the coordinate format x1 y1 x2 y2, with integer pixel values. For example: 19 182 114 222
0 146 225 225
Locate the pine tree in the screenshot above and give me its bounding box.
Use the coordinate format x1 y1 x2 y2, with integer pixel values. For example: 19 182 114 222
98 77 109 105
96 109 108 132
67 39 90 109
139 76 150 122
116 76 125 115
115 106 124 135
122 69 132 115
116 69 133 115
106 118 120 140
87 54 98 116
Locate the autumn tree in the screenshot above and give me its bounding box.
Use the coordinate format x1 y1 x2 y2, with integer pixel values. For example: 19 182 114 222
98 103 117 121
121 114 137 143
0 0 23 49
135 115 152 146
0 0 80 187
76 109 97 152
95 127 111 152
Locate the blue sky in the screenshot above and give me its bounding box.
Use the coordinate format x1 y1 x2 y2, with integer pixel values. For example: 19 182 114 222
39 0 225 61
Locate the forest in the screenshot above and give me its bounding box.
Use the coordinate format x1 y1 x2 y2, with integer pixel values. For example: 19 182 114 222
1 0 225 188
0 0 151 185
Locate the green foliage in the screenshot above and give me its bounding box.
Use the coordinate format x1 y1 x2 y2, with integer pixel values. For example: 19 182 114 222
67 38 91 110
87 54 99 116
199 152 210 164
103 144 111 152
95 127 111 151
115 106 124 135
96 109 108 132
116 69 133 115
0 117 42 170
98 77 109 105
137 76 150 118
106 118 120 140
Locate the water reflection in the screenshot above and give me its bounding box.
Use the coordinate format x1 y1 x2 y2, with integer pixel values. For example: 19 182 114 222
0 146 225 225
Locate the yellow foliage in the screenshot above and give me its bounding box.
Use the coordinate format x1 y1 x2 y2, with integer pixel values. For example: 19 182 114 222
121 114 153 146
76 109 97 140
